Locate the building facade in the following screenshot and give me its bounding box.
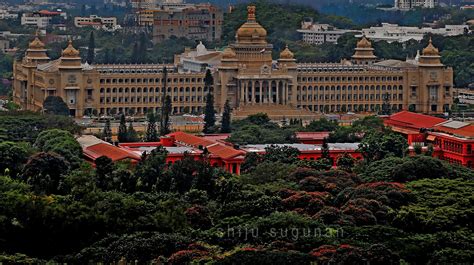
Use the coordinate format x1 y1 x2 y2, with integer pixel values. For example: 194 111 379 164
151 3 223 43
79 132 364 175
0 9 18 19
298 19 358 45
0 37 9 52
74 15 119 31
13 5 454 118
384 111 474 168
358 23 470 43
395 0 438 9
21 10 66 28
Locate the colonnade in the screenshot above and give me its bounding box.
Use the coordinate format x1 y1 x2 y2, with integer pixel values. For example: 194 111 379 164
238 79 289 105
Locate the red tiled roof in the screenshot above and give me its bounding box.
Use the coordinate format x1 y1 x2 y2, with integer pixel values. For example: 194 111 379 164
295 132 330 140
385 111 446 130
38 10 62 16
433 123 474 138
169 132 244 159
84 143 141 162
202 134 231 142
78 21 102 26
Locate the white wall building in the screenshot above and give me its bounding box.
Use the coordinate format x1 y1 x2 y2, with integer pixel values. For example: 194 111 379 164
175 41 222 72
21 10 67 28
0 9 18 19
74 15 119 31
297 19 358 45
0 38 9 52
357 23 470 43
395 0 438 10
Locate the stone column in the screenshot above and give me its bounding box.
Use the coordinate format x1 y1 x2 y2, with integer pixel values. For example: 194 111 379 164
251 81 255 104
239 81 244 105
269 82 273 104
276 81 280 104
270 82 274 104
259 81 263 105
243 82 247 104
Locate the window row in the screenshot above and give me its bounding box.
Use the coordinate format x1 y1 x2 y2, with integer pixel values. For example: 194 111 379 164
297 85 403 92
99 96 205 104
297 93 403 102
297 75 403 82
99 87 210 93
99 77 204 84
96 106 204 116
297 104 404 113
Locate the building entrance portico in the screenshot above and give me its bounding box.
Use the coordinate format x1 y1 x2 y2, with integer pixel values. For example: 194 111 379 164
238 78 290 106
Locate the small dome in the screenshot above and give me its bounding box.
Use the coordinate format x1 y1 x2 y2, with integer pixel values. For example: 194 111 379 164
222 47 236 59
357 36 372 49
422 38 439 56
236 5 267 44
280 45 294 60
61 40 80 58
28 35 45 50
196 41 207 56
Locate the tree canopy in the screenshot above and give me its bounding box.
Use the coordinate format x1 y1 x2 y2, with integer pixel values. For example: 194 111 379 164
42 96 70 116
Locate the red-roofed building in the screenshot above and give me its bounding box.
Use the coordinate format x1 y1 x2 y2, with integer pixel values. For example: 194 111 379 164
83 143 142 163
78 133 246 174
119 142 204 165
169 131 246 174
78 135 141 164
384 111 447 144
295 132 331 144
38 10 62 16
384 111 474 168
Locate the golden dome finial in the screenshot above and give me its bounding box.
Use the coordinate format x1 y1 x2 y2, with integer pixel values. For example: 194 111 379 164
61 39 80 57
28 32 45 50
280 44 294 60
236 5 267 44
247 5 256 22
357 36 372 49
422 37 439 56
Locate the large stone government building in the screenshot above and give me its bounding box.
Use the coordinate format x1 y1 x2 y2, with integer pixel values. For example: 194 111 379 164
13 5 453 118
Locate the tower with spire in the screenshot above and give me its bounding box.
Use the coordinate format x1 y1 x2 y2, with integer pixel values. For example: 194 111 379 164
351 36 377 65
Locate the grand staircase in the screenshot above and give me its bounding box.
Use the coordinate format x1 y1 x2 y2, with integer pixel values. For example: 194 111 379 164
233 104 322 121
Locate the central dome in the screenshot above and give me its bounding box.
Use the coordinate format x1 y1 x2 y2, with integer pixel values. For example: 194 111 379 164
236 5 267 44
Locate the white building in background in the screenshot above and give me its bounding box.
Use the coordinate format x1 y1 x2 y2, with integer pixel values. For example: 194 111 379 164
174 41 223 72
0 9 18 19
74 15 120 31
131 0 184 9
0 37 9 52
21 10 67 28
395 0 438 10
357 23 470 43
455 89 474 105
297 18 359 45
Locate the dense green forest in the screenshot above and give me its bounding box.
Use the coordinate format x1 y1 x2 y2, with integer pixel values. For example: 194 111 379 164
0 111 473 263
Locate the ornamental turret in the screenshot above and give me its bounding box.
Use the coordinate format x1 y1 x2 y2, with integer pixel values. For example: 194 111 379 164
59 40 82 70
24 32 50 64
278 45 296 69
352 36 377 65
418 38 443 67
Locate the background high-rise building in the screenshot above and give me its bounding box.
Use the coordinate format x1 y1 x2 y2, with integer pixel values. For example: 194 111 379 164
151 3 223 43
132 0 223 43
